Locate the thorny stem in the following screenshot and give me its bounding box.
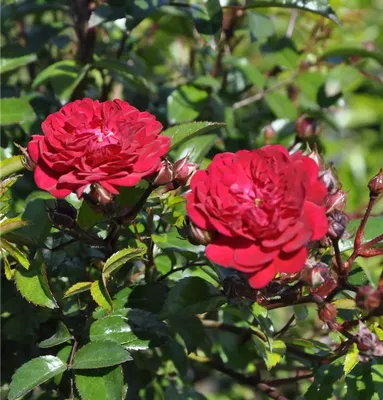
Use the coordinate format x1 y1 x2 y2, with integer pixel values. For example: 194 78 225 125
346 193 378 271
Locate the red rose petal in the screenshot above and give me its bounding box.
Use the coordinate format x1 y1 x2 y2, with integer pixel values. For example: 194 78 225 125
274 246 308 274
303 201 328 240
233 243 278 267
206 237 235 267
247 263 276 288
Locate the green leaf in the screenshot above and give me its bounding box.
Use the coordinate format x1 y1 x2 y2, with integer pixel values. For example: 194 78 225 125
14 251 58 309
170 133 217 164
322 46 383 66
94 59 150 94
64 281 92 298
91 279 113 311
54 345 73 385
0 98 35 126
245 0 339 24
71 342 132 369
127 283 169 314
339 216 383 253
344 343 359 376
8 356 67 400
166 340 188 377
0 174 22 198
168 315 205 353
223 57 266 88
90 315 150 350
265 92 298 120
32 61 90 103
189 0 222 37
38 322 73 348
0 216 29 235
0 53 37 74
1 238 30 269
75 365 124 400
161 277 226 317
77 200 104 229
162 121 225 151
103 247 146 278
371 361 383 397
253 336 286 370
246 11 274 42
167 85 209 125
252 303 274 342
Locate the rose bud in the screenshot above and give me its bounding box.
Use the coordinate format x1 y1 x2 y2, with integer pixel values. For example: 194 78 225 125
173 156 198 187
318 303 337 323
305 145 325 170
327 210 349 240
325 189 348 214
300 262 330 288
178 216 216 246
368 169 383 197
89 183 114 206
153 159 174 186
48 200 77 229
295 115 318 139
319 163 341 195
356 322 383 355
356 285 382 311
263 124 276 145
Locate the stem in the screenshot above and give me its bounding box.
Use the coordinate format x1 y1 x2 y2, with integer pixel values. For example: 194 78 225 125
68 339 79 399
360 233 383 251
0 156 25 179
274 315 295 338
286 9 298 38
346 193 378 270
332 239 345 277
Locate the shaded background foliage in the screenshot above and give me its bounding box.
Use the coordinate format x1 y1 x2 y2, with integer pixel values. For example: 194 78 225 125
1 0 383 399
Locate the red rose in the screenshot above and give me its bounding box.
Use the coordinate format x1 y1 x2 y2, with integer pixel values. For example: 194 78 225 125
186 145 328 288
27 98 170 198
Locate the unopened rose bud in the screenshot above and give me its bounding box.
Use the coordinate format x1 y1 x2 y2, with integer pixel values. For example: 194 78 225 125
318 303 337 323
178 217 216 246
48 200 77 229
173 156 198 187
89 183 114 206
325 189 348 214
356 285 382 311
327 210 349 240
263 125 276 145
319 163 340 194
356 322 383 354
368 169 383 197
300 262 329 288
295 115 318 139
153 159 174 186
306 145 325 170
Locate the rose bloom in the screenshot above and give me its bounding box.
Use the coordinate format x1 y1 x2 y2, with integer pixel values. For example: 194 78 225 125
28 98 170 198
186 145 328 288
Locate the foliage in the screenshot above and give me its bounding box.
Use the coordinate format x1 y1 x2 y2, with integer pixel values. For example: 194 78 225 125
1 0 383 399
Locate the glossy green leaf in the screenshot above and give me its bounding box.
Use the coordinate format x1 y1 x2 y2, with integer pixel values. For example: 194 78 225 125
167 85 209 125
32 61 90 103
371 362 383 397
265 92 298 120
90 315 150 350
71 342 132 369
1 53 37 74
64 281 92 298
14 251 58 309
161 277 226 317
162 121 225 151
2 252 13 280
339 216 383 252
75 365 124 400
189 0 222 37
0 174 21 199
91 279 113 311
168 315 205 353
54 345 73 385
223 57 266 88
103 247 146 278
38 322 73 348
0 98 35 126
246 11 274 42
8 356 67 400
245 0 339 24
1 238 30 269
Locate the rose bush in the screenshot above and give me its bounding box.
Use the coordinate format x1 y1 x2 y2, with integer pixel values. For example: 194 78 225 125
27 98 170 198
186 145 329 288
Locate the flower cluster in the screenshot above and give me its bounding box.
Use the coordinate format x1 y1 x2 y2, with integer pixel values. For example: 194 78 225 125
27 99 329 289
